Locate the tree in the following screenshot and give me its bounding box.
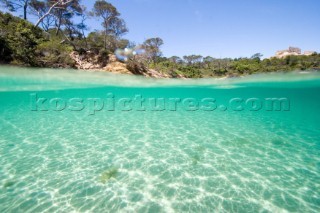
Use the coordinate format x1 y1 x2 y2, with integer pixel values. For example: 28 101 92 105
143 37 164 63
75 5 89 49
0 11 44 65
116 39 129 49
87 31 105 51
193 55 203 63
30 0 86 50
251 53 263 60
102 16 128 50
203 56 214 63
169 56 182 63
0 0 30 20
183 55 203 64
52 0 82 35
29 0 54 31
92 0 126 50
183 55 192 64
104 16 127 37
34 0 75 28
87 30 129 53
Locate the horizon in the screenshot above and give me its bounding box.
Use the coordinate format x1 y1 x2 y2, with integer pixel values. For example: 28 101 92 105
4 0 320 59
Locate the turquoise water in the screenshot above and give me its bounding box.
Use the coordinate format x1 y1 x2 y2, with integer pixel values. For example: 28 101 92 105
0 66 320 212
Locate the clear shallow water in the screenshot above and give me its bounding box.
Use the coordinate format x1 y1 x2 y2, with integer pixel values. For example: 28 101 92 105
0 66 320 212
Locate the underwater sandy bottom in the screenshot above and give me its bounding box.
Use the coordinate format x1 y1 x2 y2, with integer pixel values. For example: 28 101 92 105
0 67 320 212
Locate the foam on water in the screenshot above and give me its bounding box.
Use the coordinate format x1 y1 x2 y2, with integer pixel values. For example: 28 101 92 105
0 66 320 212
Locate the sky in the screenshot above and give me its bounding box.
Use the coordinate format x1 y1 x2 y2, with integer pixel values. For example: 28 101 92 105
6 0 320 58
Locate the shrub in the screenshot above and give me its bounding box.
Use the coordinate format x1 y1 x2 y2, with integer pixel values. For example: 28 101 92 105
36 39 75 68
0 35 12 62
97 49 111 67
178 66 202 78
0 12 44 66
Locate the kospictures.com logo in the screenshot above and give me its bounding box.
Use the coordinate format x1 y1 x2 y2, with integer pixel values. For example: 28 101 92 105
30 93 290 115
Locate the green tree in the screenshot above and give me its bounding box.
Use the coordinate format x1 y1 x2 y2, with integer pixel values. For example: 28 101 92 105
34 0 76 28
143 37 164 63
87 30 129 53
168 56 182 63
0 11 44 65
183 55 203 64
31 0 86 50
52 0 82 35
29 0 54 31
92 0 127 50
251 53 263 62
203 56 214 63
0 0 30 20
75 5 89 49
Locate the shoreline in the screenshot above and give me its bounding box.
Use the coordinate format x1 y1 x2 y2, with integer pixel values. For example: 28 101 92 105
1 63 319 81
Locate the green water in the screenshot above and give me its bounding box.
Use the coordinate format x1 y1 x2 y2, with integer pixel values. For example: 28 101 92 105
0 66 320 212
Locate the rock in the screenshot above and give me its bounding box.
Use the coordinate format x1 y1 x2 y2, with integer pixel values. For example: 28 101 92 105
125 60 170 78
144 68 171 78
69 51 101 70
70 51 174 78
104 56 132 74
304 51 316 56
288 47 301 54
273 47 317 58
108 54 118 63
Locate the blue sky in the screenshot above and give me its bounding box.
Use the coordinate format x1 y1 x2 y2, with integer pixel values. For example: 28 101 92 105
7 0 320 58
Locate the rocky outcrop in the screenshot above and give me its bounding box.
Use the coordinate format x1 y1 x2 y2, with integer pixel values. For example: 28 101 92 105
69 51 101 70
275 47 301 58
274 47 317 58
70 51 170 78
146 68 171 78
125 59 171 78
103 54 132 74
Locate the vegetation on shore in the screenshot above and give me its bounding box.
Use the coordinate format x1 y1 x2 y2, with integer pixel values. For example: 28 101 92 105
0 0 319 78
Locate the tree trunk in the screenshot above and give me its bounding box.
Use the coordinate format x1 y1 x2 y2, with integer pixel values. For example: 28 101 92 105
23 3 27 20
104 30 107 50
82 30 88 49
55 11 62 36
35 1 74 28
35 2 59 28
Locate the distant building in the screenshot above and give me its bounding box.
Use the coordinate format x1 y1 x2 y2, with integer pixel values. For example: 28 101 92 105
274 47 316 58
